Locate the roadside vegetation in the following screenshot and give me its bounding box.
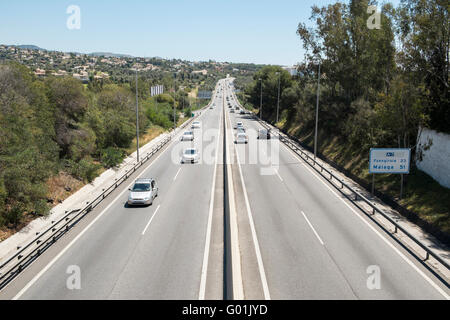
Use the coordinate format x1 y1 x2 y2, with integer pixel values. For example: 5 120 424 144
239 0 450 240
0 62 215 233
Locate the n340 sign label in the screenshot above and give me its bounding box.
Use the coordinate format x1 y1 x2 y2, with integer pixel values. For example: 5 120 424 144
369 148 411 174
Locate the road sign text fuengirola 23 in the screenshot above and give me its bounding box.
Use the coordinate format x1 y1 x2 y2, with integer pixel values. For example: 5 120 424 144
369 148 411 174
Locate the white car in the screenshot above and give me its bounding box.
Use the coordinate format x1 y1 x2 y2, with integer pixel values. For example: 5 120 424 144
234 122 244 130
257 129 271 140
181 148 200 163
235 132 248 144
181 131 194 141
127 178 158 206
191 121 201 129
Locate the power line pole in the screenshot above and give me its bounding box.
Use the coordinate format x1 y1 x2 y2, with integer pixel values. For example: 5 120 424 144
314 62 321 160
173 77 176 130
276 72 281 124
135 69 140 163
259 78 263 120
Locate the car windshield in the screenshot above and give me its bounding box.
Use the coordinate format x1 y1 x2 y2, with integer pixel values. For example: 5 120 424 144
185 149 196 155
184 132 192 135
132 183 151 192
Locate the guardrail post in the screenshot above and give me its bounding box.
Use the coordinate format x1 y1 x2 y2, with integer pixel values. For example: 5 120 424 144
425 252 430 261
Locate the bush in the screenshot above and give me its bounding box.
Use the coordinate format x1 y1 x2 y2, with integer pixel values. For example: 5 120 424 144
101 147 125 168
4 204 23 226
66 158 102 182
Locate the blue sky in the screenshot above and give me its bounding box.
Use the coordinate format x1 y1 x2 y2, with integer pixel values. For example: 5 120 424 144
0 0 400 65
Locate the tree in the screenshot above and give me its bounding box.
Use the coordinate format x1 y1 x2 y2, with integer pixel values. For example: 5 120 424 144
397 0 449 133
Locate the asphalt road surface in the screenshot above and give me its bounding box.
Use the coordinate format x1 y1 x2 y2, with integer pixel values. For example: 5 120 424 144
0 79 448 300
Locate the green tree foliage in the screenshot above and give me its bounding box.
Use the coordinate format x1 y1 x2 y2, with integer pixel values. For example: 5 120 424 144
0 62 187 228
245 66 293 121
397 0 449 133
244 0 434 155
144 94 178 129
0 63 59 225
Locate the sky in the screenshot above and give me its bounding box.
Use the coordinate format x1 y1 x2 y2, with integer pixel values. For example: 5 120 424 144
0 0 401 66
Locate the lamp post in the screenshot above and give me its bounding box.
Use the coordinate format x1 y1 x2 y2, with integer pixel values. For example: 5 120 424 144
314 62 321 160
259 78 263 120
135 69 140 163
173 76 176 130
276 72 281 124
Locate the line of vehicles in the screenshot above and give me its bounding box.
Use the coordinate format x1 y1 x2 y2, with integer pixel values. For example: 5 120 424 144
128 115 204 206
127 83 272 207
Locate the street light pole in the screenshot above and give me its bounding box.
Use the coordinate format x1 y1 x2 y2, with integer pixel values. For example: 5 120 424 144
276 72 281 124
314 62 321 160
259 78 263 120
135 69 140 163
173 78 176 130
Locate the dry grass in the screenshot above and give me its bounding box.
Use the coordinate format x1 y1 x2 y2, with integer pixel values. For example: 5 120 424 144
46 171 85 204
0 171 86 242
126 125 166 155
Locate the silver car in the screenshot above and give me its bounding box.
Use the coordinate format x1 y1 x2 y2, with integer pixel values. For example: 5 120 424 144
235 132 248 144
128 178 158 206
191 121 201 129
181 148 200 163
181 131 194 141
234 122 244 130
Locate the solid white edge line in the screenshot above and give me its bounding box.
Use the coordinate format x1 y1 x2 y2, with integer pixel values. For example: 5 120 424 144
173 168 182 181
275 169 283 182
198 93 222 300
301 211 324 246
231 111 271 300
12 115 197 300
141 205 161 236
281 140 450 300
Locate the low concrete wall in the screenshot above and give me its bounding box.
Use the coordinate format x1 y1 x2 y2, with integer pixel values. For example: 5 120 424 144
416 127 450 189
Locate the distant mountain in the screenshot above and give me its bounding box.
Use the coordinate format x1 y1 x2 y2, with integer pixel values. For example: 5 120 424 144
89 52 133 58
13 45 132 58
17 45 46 51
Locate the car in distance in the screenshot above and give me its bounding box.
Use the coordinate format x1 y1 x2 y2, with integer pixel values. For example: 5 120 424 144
234 121 244 129
240 110 245 115
235 132 248 144
191 121 201 129
230 108 235 113
128 178 158 206
181 148 200 163
181 131 194 141
257 129 271 140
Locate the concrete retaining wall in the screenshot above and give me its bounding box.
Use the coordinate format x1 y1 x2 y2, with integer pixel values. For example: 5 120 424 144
416 127 450 189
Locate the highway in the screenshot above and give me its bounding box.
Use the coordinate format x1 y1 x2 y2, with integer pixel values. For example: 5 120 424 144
225 80 448 300
1 82 226 300
0 78 448 300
